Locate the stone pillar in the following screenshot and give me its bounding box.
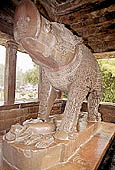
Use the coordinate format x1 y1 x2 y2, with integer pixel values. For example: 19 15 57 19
4 40 18 105
38 66 42 100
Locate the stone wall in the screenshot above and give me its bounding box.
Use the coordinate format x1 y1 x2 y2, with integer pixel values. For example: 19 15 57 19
0 100 115 133
99 102 115 123
0 102 39 133
81 101 115 123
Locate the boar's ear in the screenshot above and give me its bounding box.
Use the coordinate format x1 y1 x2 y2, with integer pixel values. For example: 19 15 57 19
14 0 41 42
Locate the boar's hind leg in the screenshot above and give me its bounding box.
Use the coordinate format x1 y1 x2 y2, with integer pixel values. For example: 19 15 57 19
88 81 102 122
59 80 89 138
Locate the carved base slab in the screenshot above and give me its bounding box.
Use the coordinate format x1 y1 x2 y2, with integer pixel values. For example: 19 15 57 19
2 117 101 170
1 122 115 170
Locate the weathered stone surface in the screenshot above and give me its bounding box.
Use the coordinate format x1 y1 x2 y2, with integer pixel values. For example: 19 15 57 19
48 122 115 170
14 0 103 140
1 122 115 170
2 118 101 170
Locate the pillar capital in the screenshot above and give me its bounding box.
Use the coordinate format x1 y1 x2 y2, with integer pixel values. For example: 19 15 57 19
6 40 18 50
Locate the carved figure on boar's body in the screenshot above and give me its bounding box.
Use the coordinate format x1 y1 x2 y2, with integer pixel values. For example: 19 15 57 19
14 0 103 140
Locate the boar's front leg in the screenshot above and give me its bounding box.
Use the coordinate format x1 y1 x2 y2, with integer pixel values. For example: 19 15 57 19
38 68 57 121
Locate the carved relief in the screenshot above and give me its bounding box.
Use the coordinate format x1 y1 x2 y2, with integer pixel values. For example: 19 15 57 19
5 119 55 148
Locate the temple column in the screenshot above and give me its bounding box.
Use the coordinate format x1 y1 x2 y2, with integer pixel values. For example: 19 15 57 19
4 40 18 105
38 66 42 100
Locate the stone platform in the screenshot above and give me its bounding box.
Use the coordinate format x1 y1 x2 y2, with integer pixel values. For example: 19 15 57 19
48 122 115 170
0 121 114 170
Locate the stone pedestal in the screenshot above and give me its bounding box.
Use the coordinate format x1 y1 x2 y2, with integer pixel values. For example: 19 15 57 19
2 115 101 170
1 120 115 170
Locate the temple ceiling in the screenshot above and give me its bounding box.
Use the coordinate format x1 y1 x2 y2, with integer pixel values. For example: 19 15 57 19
0 0 115 53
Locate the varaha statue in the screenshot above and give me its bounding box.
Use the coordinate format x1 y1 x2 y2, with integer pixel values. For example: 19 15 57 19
5 0 103 146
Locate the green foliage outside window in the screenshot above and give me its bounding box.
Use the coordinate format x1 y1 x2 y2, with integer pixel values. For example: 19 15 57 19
24 64 39 85
98 59 115 103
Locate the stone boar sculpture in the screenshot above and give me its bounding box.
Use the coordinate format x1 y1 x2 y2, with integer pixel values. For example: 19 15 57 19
14 0 102 139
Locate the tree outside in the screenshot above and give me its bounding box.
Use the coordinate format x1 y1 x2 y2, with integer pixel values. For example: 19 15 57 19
98 59 115 103
15 64 39 102
24 64 39 85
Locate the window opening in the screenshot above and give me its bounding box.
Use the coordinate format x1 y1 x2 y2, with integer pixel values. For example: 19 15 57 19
16 51 39 103
0 45 5 106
